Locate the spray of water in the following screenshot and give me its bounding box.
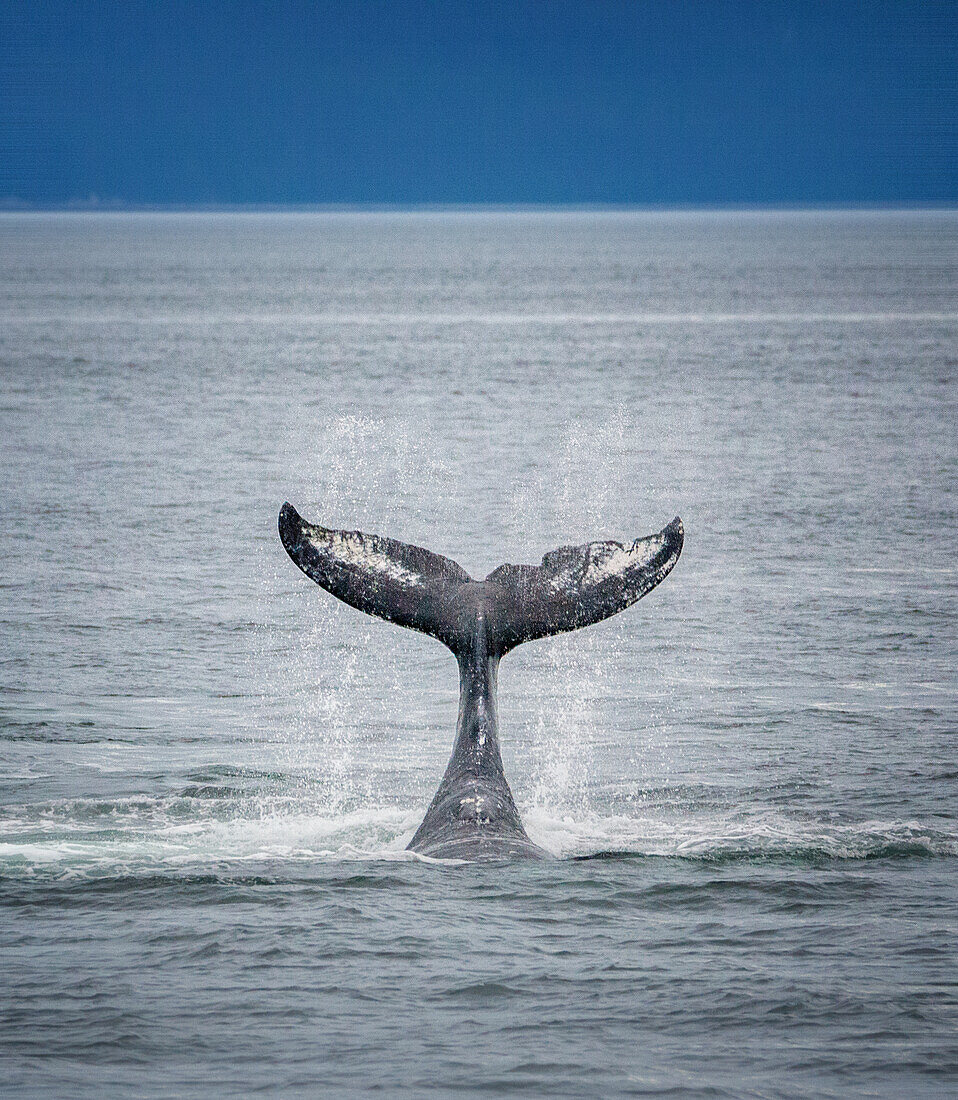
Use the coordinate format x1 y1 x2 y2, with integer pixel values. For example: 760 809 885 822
507 409 667 817
264 408 682 830
262 415 452 821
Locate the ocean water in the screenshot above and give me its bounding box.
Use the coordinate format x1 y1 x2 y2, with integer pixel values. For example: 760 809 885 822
0 210 956 1097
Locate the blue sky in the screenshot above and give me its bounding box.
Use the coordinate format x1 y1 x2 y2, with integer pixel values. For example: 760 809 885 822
2 0 955 205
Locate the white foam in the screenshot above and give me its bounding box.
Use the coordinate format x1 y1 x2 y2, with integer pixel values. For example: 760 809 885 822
0 801 422 876
2 797 955 878
522 805 958 860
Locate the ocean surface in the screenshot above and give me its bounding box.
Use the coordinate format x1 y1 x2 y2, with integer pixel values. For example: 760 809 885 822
1 210 956 1097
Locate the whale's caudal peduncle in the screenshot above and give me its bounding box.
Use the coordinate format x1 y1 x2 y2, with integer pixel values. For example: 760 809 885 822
278 502 684 861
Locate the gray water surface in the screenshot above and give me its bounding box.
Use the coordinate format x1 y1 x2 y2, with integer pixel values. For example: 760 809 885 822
1 211 956 1097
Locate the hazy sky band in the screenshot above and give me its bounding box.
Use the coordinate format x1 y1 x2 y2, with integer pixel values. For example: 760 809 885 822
2 0 956 205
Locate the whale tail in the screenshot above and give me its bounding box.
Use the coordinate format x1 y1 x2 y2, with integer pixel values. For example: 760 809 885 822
278 502 683 653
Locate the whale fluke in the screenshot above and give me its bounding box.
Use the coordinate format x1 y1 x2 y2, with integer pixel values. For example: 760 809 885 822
279 502 683 657
278 502 684 861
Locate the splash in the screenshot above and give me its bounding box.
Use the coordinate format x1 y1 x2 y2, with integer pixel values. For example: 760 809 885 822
250 415 454 816
252 411 689 828
507 411 676 814
252 411 692 849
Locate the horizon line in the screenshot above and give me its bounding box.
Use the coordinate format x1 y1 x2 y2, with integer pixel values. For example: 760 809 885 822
1 200 957 216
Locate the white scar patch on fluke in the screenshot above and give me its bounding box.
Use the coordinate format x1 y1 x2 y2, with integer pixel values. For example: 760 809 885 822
547 534 667 592
581 535 665 585
308 529 424 587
